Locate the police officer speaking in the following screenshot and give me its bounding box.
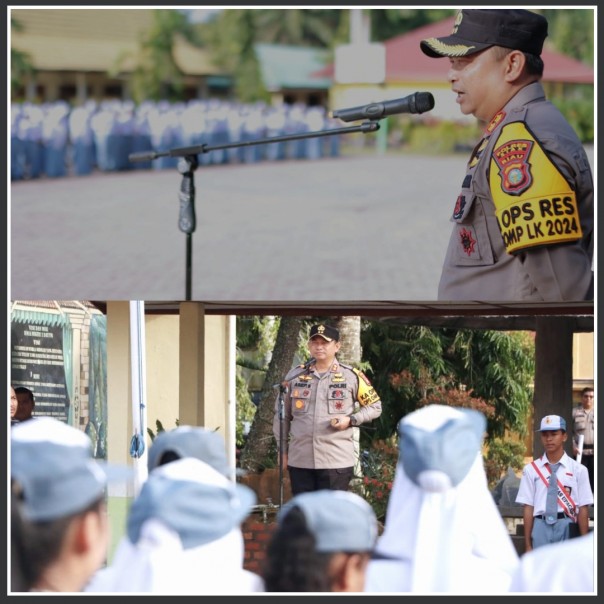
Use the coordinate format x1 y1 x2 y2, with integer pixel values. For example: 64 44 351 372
273 324 382 496
420 9 593 302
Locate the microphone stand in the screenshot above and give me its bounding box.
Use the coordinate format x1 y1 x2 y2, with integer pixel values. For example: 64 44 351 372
273 359 315 508
129 120 381 301
276 381 287 509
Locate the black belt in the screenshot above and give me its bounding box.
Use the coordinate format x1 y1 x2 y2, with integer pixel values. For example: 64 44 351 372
536 513 568 520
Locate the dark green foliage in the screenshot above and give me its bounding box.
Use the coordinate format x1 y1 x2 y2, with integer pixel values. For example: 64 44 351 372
361 322 535 444
484 438 527 489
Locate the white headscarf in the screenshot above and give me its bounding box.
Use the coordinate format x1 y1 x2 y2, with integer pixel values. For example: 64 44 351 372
508 531 594 593
365 404 519 594
84 458 263 594
88 522 263 594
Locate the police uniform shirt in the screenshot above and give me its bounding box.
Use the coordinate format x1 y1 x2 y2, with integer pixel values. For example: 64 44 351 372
273 359 382 470
438 82 593 302
572 405 594 454
515 451 594 515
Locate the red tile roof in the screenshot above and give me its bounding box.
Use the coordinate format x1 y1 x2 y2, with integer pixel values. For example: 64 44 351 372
315 16 593 85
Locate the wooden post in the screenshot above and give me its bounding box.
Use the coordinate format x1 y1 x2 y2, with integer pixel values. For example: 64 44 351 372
532 316 574 459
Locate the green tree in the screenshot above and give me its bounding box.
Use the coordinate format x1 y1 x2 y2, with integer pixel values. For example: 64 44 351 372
542 8 594 65
201 9 265 103
200 9 342 103
239 316 305 472
370 8 455 41
237 316 535 520
10 16 36 99
236 316 279 447
362 322 535 445
115 9 203 103
253 9 341 47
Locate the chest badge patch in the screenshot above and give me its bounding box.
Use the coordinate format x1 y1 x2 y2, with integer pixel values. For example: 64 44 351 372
453 194 466 220
468 137 488 169
459 227 477 256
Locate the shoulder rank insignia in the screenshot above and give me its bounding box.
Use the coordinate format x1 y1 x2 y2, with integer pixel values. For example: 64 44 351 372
486 111 506 134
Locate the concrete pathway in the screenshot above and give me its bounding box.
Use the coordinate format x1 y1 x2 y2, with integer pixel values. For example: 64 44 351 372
10 147 592 303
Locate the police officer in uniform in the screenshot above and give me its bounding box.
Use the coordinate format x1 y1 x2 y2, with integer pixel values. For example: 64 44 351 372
273 324 382 496
572 386 595 492
420 9 593 302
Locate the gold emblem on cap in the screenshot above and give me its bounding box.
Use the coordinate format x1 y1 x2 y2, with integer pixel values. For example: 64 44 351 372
425 38 476 57
318 325 326 334
453 10 463 33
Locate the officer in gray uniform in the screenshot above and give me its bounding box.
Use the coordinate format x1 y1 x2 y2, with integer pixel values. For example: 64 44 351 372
273 324 382 496
420 9 593 302
572 386 595 492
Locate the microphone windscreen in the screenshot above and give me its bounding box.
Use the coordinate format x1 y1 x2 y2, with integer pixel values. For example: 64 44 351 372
415 92 435 114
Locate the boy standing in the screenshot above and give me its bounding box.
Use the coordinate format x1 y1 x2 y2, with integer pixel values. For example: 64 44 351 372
516 415 592 552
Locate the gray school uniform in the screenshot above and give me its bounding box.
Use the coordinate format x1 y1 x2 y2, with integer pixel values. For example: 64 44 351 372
438 82 593 302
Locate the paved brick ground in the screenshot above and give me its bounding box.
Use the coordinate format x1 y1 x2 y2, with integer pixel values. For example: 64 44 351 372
10 147 592 302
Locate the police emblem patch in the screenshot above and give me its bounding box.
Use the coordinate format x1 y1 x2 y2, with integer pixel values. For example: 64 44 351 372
492 139 534 195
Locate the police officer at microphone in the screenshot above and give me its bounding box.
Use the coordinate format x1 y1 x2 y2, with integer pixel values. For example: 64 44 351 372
273 324 382 496
419 9 593 302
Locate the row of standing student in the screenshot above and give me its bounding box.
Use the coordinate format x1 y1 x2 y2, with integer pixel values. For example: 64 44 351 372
9 400 594 594
10 99 342 181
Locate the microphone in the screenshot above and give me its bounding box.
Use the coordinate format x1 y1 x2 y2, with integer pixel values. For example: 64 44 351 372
273 357 316 389
332 92 435 122
302 357 316 370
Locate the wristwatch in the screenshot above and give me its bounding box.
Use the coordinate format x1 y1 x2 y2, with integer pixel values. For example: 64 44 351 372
349 415 358 427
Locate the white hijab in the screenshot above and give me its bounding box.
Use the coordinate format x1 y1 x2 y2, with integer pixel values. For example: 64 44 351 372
87 522 263 594
84 458 263 594
365 405 519 594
